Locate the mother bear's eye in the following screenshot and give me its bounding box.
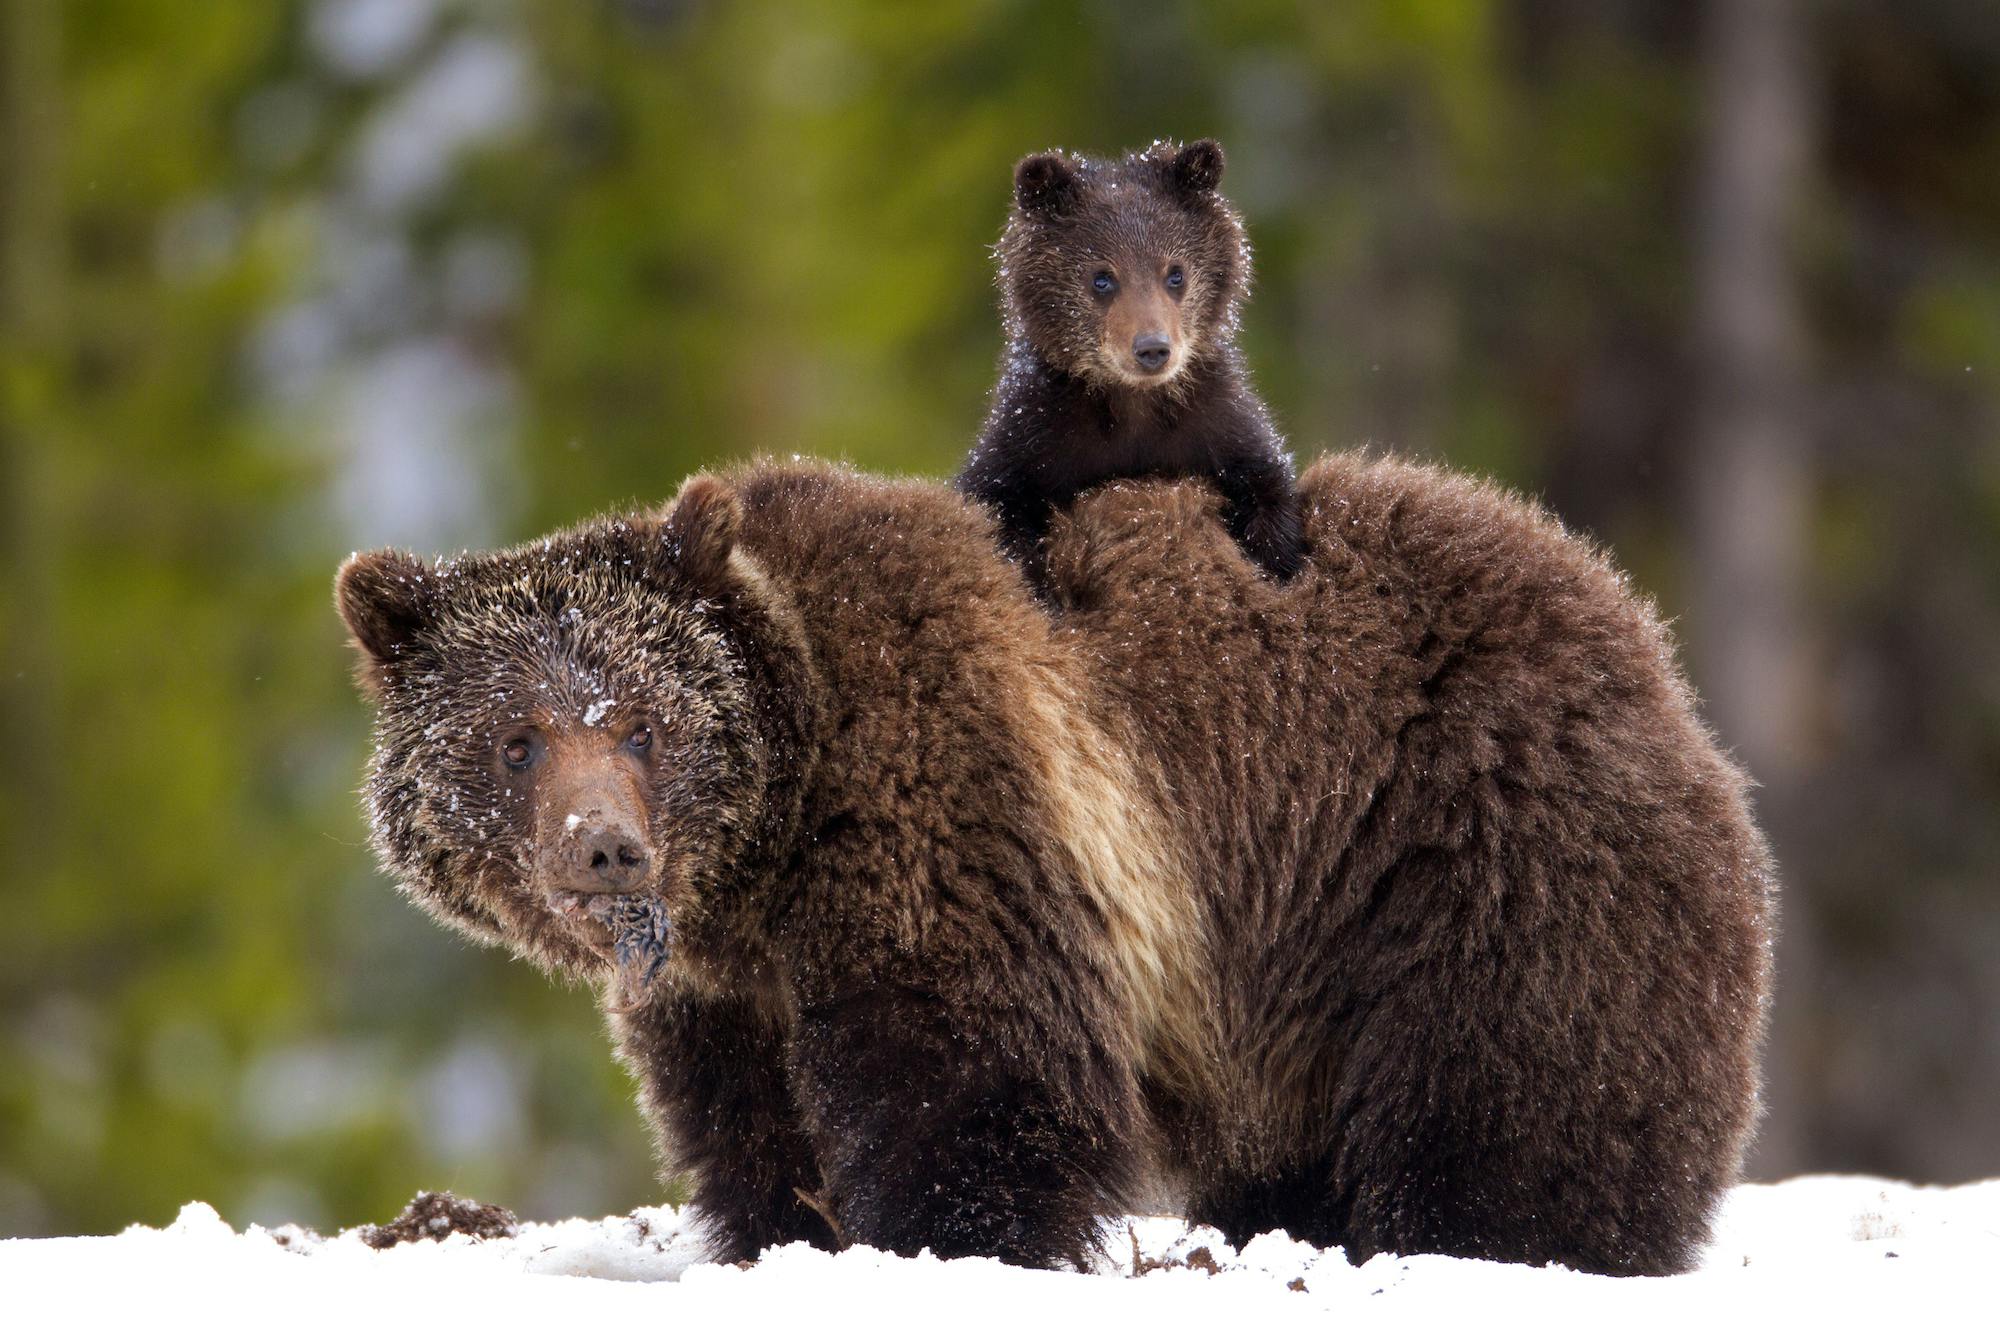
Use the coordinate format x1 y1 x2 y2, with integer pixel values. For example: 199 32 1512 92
501 737 535 769
626 723 653 752
1091 270 1117 295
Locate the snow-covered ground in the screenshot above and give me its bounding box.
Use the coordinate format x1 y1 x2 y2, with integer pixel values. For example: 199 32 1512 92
4 1176 1993 1330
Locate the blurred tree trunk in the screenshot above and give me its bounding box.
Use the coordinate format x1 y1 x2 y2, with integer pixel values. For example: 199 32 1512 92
1687 0 1813 1179
0 0 63 921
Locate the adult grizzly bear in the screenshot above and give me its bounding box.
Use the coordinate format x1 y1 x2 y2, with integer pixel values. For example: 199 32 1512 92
336 456 1773 1276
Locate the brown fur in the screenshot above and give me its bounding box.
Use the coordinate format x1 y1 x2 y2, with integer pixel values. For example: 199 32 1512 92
337 456 1773 1275
957 139 1304 581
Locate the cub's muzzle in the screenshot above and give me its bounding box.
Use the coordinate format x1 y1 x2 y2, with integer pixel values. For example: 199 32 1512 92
1132 332 1173 373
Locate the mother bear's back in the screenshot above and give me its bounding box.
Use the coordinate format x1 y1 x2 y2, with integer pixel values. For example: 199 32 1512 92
1044 454 1774 1275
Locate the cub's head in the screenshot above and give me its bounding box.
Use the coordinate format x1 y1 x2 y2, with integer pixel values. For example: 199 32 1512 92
999 138 1249 392
335 476 781 986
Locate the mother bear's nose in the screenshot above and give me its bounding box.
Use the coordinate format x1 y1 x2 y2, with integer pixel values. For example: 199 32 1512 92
568 820 652 890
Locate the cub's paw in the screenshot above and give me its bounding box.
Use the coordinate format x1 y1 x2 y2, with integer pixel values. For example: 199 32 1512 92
1238 500 1307 581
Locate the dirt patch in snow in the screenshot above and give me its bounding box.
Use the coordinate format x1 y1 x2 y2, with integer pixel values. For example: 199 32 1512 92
358 1191 519 1250
1127 1225 1222 1277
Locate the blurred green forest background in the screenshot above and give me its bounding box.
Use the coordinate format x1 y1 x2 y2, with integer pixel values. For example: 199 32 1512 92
4 0 1998 1238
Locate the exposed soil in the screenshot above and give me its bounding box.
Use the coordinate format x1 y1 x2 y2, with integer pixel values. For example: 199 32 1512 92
358 1191 520 1250
1128 1227 1222 1277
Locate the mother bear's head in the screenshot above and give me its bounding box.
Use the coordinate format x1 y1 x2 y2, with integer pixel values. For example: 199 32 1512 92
334 476 803 988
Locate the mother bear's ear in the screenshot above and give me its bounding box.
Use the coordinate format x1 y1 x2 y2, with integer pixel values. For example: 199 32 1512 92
335 549 438 695
657 472 745 588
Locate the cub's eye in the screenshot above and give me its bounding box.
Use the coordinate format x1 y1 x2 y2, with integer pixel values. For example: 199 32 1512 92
1165 266 1185 290
501 738 534 769
626 724 653 752
1091 270 1116 295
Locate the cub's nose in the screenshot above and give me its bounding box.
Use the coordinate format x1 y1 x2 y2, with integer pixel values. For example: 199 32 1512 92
1132 333 1172 372
568 821 652 890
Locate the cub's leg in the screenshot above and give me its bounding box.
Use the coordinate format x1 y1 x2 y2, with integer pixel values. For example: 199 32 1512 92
612 990 833 1262
1215 453 1305 579
789 986 1137 1269
965 477 1058 586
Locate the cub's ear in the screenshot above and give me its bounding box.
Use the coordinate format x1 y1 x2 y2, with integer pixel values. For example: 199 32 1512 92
1169 138 1225 198
1014 151 1081 217
335 549 437 691
660 473 744 586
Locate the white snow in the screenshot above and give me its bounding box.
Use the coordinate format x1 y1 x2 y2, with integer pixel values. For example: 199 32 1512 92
582 697 614 726
2 1176 1994 1331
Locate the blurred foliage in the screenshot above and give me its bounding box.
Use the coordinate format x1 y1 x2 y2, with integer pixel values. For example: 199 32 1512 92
2 0 1997 1238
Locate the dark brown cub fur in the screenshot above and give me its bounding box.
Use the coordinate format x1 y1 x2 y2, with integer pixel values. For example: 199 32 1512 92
337 457 1771 1276
956 138 1303 582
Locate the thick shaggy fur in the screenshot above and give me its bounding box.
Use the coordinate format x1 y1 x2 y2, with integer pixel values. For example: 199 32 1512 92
956 139 1303 581
338 457 1773 1276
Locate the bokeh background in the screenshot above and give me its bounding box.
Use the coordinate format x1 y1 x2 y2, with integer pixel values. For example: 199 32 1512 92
4 0 1997 1239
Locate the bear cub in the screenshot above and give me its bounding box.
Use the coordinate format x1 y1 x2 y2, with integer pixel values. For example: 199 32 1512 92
956 138 1305 581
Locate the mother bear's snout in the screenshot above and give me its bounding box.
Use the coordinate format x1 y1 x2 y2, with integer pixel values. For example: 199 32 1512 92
563 818 652 891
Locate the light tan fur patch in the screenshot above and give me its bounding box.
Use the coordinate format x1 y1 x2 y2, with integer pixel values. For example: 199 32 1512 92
1015 676 1217 1092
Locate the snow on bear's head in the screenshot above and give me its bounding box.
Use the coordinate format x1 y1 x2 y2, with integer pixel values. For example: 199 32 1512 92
335 476 773 993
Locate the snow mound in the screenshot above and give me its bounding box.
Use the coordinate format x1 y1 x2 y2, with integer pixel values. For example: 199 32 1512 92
3 1176 1993 1331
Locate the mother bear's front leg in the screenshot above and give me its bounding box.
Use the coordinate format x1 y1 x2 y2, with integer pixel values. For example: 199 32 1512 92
787 965 1141 1270
613 989 835 1262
